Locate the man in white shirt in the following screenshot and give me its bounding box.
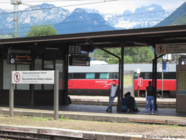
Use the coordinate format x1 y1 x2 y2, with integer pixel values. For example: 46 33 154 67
106 80 118 113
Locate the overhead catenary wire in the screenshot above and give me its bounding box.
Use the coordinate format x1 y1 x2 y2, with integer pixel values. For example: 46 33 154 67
0 0 184 3
0 7 179 32
0 1 184 35
0 0 182 18
0 0 118 14
0 14 184 35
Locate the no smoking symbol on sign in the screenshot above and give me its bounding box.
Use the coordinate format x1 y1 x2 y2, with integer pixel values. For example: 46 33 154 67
14 72 21 83
157 45 165 54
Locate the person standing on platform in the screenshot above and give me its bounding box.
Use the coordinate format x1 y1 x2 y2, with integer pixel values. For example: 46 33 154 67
106 80 118 113
146 81 155 115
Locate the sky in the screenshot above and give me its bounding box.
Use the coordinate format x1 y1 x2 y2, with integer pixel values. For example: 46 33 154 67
0 0 185 14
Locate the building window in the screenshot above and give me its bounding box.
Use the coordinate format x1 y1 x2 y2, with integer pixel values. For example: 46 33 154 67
44 61 54 69
100 73 109 79
3 60 15 89
3 60 30 90
86 73 95 79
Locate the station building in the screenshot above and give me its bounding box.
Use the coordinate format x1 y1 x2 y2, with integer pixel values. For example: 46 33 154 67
0 25 186 112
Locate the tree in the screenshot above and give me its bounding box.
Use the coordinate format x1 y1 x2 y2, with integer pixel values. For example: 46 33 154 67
26 24 58 37
124 47 154 63
92 47 154 64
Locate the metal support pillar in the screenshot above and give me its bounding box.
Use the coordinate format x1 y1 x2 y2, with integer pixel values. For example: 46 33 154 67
63 50 69 105
31 47 35 107
54 70 59 120
152 44 158 111
118 59 121 112
138 74 139 97
154 54 157 110
87 39 124 112
162 59 164 98
9 72 14 117
119 46 124 112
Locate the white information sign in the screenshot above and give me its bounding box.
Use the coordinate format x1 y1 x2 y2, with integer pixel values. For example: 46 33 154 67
69 46 74 53
156 43 186 55
40 129 83 138
12 71 54 84
1 126 37 133
75 46 81 53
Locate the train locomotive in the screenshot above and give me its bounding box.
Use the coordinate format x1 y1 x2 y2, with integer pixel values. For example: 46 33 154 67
68 63 176 98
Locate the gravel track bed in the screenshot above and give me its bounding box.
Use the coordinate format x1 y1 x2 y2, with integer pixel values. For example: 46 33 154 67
0 114 185 137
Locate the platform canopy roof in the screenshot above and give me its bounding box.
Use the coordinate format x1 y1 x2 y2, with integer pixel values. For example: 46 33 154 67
1 25 186 52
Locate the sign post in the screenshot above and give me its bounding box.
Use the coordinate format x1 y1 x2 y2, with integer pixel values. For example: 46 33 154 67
54 71 59 120
137 69 140 97
10 71 59 120
9 72 14 117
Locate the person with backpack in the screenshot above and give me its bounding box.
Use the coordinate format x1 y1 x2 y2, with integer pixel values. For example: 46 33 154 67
125 92 135 112
146 81 155 115
121 92 137 112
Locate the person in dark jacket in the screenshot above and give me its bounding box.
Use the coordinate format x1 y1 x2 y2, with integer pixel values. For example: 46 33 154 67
146 81 155 115
126 92 135 112
121 92 135 112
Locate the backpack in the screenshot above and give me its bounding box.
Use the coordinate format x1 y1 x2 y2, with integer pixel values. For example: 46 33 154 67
68 96 71 104
134 102 138 110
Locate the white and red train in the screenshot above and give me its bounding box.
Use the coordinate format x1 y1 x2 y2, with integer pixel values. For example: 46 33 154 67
68 63 176 98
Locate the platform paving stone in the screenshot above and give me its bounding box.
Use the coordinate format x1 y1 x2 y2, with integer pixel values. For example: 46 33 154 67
0 104 186 126
0 105 186 139
70 96 176 108
0 104 186 117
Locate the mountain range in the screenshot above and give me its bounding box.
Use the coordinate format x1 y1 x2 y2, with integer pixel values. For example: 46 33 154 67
0 2 186 37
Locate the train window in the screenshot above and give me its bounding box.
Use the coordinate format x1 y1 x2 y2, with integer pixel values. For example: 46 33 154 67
157 73 162 79
164 72 176 79
99 73 109 79
95 73 99 79
68 74 72 80
73 73 85 79
114 73 119 79
144 73 150 79
86 73 95 79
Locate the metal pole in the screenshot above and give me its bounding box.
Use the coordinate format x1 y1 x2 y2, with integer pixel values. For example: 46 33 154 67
9 71 14 117
31 47 35 107
54 70 59 120
154 54 157 110
162 59 164 99
117 59 121 112
138 74 139 97
120 46 124 112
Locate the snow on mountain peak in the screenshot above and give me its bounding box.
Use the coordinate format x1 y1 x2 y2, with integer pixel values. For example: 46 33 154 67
147 7 154 11
0 3 174 36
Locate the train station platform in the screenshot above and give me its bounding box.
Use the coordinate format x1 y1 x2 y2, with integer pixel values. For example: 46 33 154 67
0 104 185 126
70 96 176 108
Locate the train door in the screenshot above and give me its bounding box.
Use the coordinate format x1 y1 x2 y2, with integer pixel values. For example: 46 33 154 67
68 74 73 87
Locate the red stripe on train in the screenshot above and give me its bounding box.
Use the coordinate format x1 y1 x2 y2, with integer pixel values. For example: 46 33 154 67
67 79 176 91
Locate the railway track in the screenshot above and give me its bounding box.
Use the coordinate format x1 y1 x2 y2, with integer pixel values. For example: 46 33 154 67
0 132 79 140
